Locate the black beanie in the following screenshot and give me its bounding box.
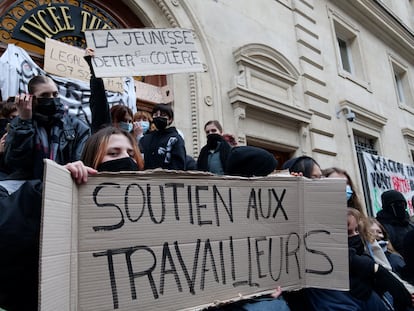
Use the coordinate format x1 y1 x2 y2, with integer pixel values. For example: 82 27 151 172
381 190 406 209
225 146 278 177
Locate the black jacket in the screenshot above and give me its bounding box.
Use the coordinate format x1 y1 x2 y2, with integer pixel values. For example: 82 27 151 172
376 209 414 254
3 115 90 180
85 55 112 133
89 77 111 133
0 180 43 311
197 137 232 173
139 127 187 170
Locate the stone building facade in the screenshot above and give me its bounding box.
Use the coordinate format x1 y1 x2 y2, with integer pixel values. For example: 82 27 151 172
1 0 414 213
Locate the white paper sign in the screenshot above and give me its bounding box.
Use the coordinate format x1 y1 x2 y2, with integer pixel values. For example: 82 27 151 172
85 28 205 77
44 38 124 93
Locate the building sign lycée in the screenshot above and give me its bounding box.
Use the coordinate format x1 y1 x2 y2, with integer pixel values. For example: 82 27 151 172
0 0 121 48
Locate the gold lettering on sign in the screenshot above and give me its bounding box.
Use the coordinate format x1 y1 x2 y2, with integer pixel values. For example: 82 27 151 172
81 11 91 32
21 13 53 43
61 7 75 31
20 24 46 43
46 7 66 32
81 11 111 32
39 10 59 35
18 5 109 44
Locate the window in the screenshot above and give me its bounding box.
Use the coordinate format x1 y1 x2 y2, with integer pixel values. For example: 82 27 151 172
354 133 378 155
395 73 405 103
390 57 414 108
402 128 414 164
334 20 364 79
337 37 353 73
329 10 369 89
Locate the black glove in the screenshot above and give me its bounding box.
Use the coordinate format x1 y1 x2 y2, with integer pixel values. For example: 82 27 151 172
374 265 411 311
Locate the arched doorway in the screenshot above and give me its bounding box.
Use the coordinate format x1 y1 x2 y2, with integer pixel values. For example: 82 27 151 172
0 0 167 111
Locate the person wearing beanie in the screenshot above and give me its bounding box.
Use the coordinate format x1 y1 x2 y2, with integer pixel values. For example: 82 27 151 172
376 189 414 255
139 103 187 170
225 145 277 177
197 120 232 175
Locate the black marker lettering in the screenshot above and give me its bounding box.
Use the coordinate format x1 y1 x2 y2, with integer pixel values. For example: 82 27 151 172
268 237 283 281
247 188 259 220
124 183 145 222
255 237 267 279
200 239 219 290
213 185 233 225
125 246 158 300
146 184 166 224
286 232 301 279
165 183 184 221
92 183 124 231
272 189 288 220
196 185 212 226
304 230 334 275
160 242 182 295
174 240 200 294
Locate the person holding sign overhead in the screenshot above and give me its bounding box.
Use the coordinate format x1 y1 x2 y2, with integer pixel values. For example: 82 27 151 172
85 48 146 142
139 103 187 170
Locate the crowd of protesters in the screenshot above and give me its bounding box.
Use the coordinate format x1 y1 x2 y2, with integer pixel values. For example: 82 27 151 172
0 49 413 311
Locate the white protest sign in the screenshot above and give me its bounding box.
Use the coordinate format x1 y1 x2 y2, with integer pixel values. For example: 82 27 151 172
361 151 414 216
0 44 137 119
44 38 124 93
84 28 205 77
39 160 348 311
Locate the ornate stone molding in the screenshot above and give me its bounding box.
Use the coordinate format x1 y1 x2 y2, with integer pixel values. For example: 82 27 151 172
154 0 179 27
189 73 199 156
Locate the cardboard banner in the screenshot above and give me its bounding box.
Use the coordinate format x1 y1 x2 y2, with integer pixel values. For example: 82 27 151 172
361 151 414 216
0 44 137 119
84 28 205 77
134 80 173 104
44 38 124 93
40 160 348 311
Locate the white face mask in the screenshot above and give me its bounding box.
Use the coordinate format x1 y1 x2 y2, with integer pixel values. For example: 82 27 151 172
119 121 133 133
139 121 150 133
346 185 353 201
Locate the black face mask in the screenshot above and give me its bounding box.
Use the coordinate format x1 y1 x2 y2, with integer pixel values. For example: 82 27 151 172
206 134 222 149
348 234 365 255
35 98 61 116
389 201 408 220
33 97 64 126
97 157 139 172
153 117 168 130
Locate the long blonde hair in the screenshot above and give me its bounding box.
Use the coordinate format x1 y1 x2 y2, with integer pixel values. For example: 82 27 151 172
81 126 144 170
347 208 373 244
366 217 400 254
